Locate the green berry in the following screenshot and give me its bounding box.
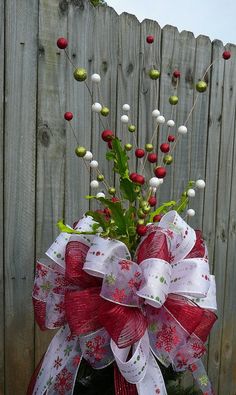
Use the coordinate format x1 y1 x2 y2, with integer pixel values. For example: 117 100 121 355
128 125 136 133
196 81 207 92
100 107 109 116
145 143 154 152
125 143 133 151
169 95 179 105
73 68 87 81
75 146 86 157
97 174 104 181
108 187 116 195
149 69 161 80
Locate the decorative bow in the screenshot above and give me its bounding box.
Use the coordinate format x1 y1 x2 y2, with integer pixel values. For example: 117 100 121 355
28 211 217 395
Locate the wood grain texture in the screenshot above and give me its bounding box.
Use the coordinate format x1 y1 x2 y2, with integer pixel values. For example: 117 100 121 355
138 19 161 182
35 0 68 366
207 42 236 393
218 43 236 395
116 12 141 175
4 0 38 393
0 0 4 392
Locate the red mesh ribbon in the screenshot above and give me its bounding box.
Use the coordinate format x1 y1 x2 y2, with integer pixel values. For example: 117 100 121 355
136 230 169 263
27 354 45 395
186 230 206 259
65 241 102 288
99 299 147 348
65 287 102 335
33 299 47 331
114 363 138 395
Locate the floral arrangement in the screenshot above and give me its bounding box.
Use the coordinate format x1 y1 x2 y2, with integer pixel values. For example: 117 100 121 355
27 34 232 395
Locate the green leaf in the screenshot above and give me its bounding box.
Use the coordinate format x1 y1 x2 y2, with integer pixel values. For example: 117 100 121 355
106 151 116 161
96 197 127 234
85 210 108 232
149 201 176 221
56 220 97 235
112 138 129 177
120 177 137 202
172 181 195 213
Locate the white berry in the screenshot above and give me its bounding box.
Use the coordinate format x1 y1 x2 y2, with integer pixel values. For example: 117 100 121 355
156 115 165 124
96 192 105 198
187 188 196 197
159 178 164 184
167 120 175 127
196 179 206 189
90 180 99 188
91 73 101 83
149 177 161 188
122 104 130 111
90 160 98 168
152 109 160 117
121 115 129 123
187 209 195 217
92 102 102 113
178 125 187 134
84 151 93 160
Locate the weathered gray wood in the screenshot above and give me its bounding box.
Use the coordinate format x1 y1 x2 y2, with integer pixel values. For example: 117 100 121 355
35 0 68 366
116 12 141 175
202 39 225 384
190 35 212 230
0 0 4 392
218 43 236 395
4 0 38 393
138 19 161 181
207 42 236 393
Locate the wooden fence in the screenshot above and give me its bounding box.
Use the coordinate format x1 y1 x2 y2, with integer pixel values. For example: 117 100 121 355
0 0 236 394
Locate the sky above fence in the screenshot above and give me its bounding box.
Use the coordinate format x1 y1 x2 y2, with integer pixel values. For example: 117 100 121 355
108 0 236 45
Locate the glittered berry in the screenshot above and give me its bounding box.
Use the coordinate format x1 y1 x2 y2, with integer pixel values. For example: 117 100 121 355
111 197 119 202
173 70 181 78
148 196 157 207
160 143 170 153
64 111 73 121
223 50 231 60
135 174 145 185
145 143 153 152
146 35 154 44
135 148 145 158
57 37 68 49
153 214 162 222
75 146 86 157
154 166 166 178
149 69 161 80
196 81 207 92
74 68 87 82
129 172 138 182
101 107 109 117
168 135 175 142
163 154 173 165
136 224 147 236
125 143 133 151
102 130 113 142
169 95 179 105
128 124 136 133
147 153 157 163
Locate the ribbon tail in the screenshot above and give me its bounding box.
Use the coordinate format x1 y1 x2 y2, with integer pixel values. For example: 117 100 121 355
114 364 138 395
136 352 167 395
32 325 82 395
190 360 215 395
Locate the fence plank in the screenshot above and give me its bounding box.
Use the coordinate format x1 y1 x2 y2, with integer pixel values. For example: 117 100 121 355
207 43 236 393
35 0 68 366
4 0 38 393
138 19 161 182
202 39 225 386
89 5 119 198
116 12 141 174
0 0 4 392
218 43 236 395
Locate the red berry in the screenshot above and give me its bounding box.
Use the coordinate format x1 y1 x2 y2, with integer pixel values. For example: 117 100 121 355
154 166 166 178
57 37 68 49
153 214 162 222
147 153 157 163
160 143 170 153
135 174 145 185
168 135 175 142
101 130 113 142
223 50 231 60
148 196 157 207
64 111 73 121
111 197 119 202
129 172 138 182
146 35 154 44
135 148 145 158
173 70 181 78
107 140 113 149
136 224 147 236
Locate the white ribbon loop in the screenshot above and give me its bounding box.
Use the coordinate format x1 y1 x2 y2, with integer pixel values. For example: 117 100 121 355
136 258 171 308
111 331 150 384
